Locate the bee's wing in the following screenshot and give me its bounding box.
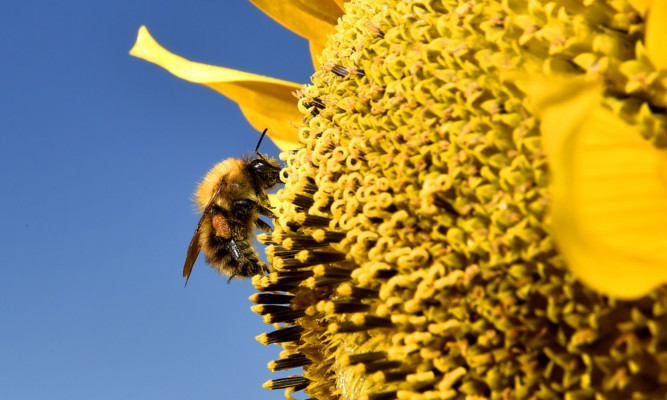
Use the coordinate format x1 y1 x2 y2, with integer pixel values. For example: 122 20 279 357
182 217 204 287
183 183 225 287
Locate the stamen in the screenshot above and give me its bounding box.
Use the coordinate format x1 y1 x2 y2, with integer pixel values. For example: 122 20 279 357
249 293 294 304
270 247 301 259
352 315 394 327
256 326 304 345
302 179 318 194
337 283 379 298
306 106 320 117
329 315 394 333
263 376 310 390
269 270 314 284
340 351 387 365
268 353 312 371
309 97 325 108
282 236 332 250
372 268 398 279
285 192 315 209
360 390 397 400
269 231 287 245
354 360 402 374
313 264 352 279
303 97 325 117
253 305 306 324
253 272 308 292
323 299 371 314
295 213 332 227
331 64 349 77
373 370 410 384
312 229 346 243
256 233 273 245
256 281 298 293
432 195 459 215
275 250 345 269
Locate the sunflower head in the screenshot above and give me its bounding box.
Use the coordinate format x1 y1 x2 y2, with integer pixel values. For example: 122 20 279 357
132 0 667 398
253 0 667 399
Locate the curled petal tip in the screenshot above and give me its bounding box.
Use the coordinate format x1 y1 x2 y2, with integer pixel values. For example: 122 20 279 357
130 25 300 149
525 77 667 299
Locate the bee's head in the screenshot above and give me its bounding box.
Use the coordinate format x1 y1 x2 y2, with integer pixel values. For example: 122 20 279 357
246 128 283 191
247 156 282 191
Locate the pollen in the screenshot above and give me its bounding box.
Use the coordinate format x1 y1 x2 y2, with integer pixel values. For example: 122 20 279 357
251 0 667 399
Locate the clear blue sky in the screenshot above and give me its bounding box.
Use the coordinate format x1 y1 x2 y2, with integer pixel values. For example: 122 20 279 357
1 2 313 399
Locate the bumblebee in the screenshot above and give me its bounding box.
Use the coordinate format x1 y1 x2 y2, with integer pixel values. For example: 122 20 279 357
183 129 282 286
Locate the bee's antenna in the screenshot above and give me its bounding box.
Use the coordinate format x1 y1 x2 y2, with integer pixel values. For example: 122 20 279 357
255 128 268 159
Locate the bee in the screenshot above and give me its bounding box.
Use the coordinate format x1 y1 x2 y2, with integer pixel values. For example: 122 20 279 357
183 129 282 286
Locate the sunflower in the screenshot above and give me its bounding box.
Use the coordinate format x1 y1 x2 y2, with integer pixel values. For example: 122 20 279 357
131 0 667 399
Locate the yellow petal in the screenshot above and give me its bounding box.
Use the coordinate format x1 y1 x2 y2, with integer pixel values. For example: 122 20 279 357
527 78 667 298
646 0 667 69
268 193 280 209
627 0 650 15
332 0 348 10
249 0 343 50
129 26 300 151
309 42 326 70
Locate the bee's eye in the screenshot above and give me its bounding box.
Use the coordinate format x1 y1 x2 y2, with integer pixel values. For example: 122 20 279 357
250 159 276 175
253 160 268 170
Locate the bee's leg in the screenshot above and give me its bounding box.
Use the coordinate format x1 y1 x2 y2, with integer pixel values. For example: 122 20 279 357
235 240 268 277
210 208 232 239
225 239 244 262
231 199 257 221
255 218 272 232
256 204 275 218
